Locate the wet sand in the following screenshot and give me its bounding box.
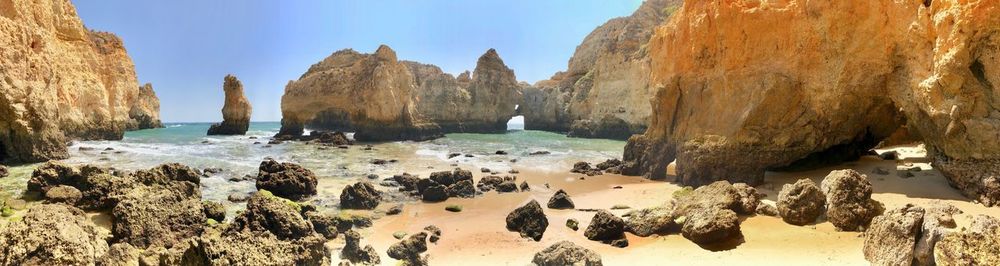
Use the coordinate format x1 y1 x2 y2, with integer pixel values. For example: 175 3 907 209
349 144 999 265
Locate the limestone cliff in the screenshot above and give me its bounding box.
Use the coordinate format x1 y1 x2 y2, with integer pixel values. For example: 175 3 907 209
0 0 160 163
520 0 680 139
207 75 252 135
126 83 162 130
409 49 522 133
626 0 1000 206
278 45 442 141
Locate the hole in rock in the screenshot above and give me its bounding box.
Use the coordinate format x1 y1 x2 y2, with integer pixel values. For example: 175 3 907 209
507 115 525 131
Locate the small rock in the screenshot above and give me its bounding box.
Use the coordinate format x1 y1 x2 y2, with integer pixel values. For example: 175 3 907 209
387 232 428 264
566 219 580 231
609 239 629 248
873 167 890 175
495 150 508 155
202 201 226 221
519 181 530 192
228 193 250 203
0 164 8 178
393 231 408 240
341 230 381 265
464 154 474 158
878 151 899 160
447 153 461 159
529 151 551 156
386 204 403 215
480 167 491 173
445 205 463 212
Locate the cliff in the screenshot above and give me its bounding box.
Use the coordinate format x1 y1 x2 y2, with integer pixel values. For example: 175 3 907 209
409 49 522 133
520 0 680 139
278 45 442 141
625 0 1000 206
0 0 160 163
207 75 252 135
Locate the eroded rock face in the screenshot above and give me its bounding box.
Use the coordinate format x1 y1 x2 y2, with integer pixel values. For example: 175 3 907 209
127 83 163 130
0 204 110 265
408 49 522 133
626 0 1000 205
520 0 681 139
863 205 925 266
933 214 1000 266
278 45 442 141
531 241 603 266
0 0 160 163
207 75 252 135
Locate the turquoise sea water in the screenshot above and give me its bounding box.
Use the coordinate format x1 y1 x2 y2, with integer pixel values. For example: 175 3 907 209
1 122 625 208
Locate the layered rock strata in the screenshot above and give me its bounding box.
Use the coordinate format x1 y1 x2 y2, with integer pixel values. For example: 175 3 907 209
624 0 1000 205
207 75 251 135
0 0 161 163
520 0 681 139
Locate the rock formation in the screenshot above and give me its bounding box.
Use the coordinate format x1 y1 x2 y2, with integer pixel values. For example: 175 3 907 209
278 45 442 141
623 0 1000 205
407 49 522 133
127 83 163 130
278 45 523 141
207 75 251 135
519 0 681 139
0 0 161 163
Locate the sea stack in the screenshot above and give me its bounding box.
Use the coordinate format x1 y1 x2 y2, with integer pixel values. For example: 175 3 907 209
207 75 252 135
622 0 1000 206
0 0 160 163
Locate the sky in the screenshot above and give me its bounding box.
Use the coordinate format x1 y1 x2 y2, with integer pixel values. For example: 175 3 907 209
74 0 643 122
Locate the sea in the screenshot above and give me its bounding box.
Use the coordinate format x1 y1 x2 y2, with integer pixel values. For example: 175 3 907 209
1 121 625 211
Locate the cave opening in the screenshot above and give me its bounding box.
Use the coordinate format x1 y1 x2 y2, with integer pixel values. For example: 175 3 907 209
507 115 525 131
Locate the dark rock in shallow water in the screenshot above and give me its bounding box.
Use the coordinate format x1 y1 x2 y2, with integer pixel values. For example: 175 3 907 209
340 182 382 210
529 150 551 156
584 210 626 242
506 200 548 241
341 230 381 265
202 201 226 221
777 179 826 226
0 204 110 265
531 241 603 266
256 159 318 200
547 189 576 209
228 193 250 203
820 170 883 231
447 152 461 159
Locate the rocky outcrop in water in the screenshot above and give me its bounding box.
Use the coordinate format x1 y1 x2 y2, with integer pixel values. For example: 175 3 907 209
0 0 161 163
519 0 680 139
623 0 1000 206
278 45 442 141
207 75 252 135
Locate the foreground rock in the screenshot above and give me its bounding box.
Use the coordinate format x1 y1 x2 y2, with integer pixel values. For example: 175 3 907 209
777 179 826 226
277 45 442 141
256 159 318 200
521 0 680 139
340 182 382 209
111 182 205 248
622 0 1000 207
820 170 883 231
341 230 381 265
506 200 548 241
671 181 753 245
531 241 603 266
863 205 925 266
933 215 1000 266
387 232 429 266
207 74 252 135
0 0 161 163
584 210 627 245
625 204 675 237
0 204 110 265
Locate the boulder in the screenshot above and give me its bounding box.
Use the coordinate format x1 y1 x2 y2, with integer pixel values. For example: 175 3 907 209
477 175 512 192
547 189 576 209
256 159 318 200
496 181 519 193
341 230 381 265
732 183 763 214
44 185 82 205
421 184 449 202
681 207 741 245
506 200 549 241
820 170 883 231
933 215 1000 266
202 201 226 222
0 204 110 265
914 202 961 266
625 205 675 237
584 210 626 242
207 75 252 135
777 179 826 226
393 173 420 192
186 229 330 266
531 241 603 266
445 179 476 198
228 190 314 240
340 182 382 210
673 181 742 216
110 182 205 249
863 204 925 266
387 232 428 265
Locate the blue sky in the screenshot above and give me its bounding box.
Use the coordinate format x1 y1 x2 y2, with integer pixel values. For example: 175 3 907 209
75 0 643 122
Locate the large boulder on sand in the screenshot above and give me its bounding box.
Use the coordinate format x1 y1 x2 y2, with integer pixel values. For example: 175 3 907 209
777 179 826 226
673 181 743 216
820 170 883 231
625 204 675 237
584 210 627 242
681 207 741 245
531 241 603 266
340 182 382 210
0 204 110 265
256 159 318 200
206 74 252 135
547 189 576 209
863 204 925 266
506 200 549 241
